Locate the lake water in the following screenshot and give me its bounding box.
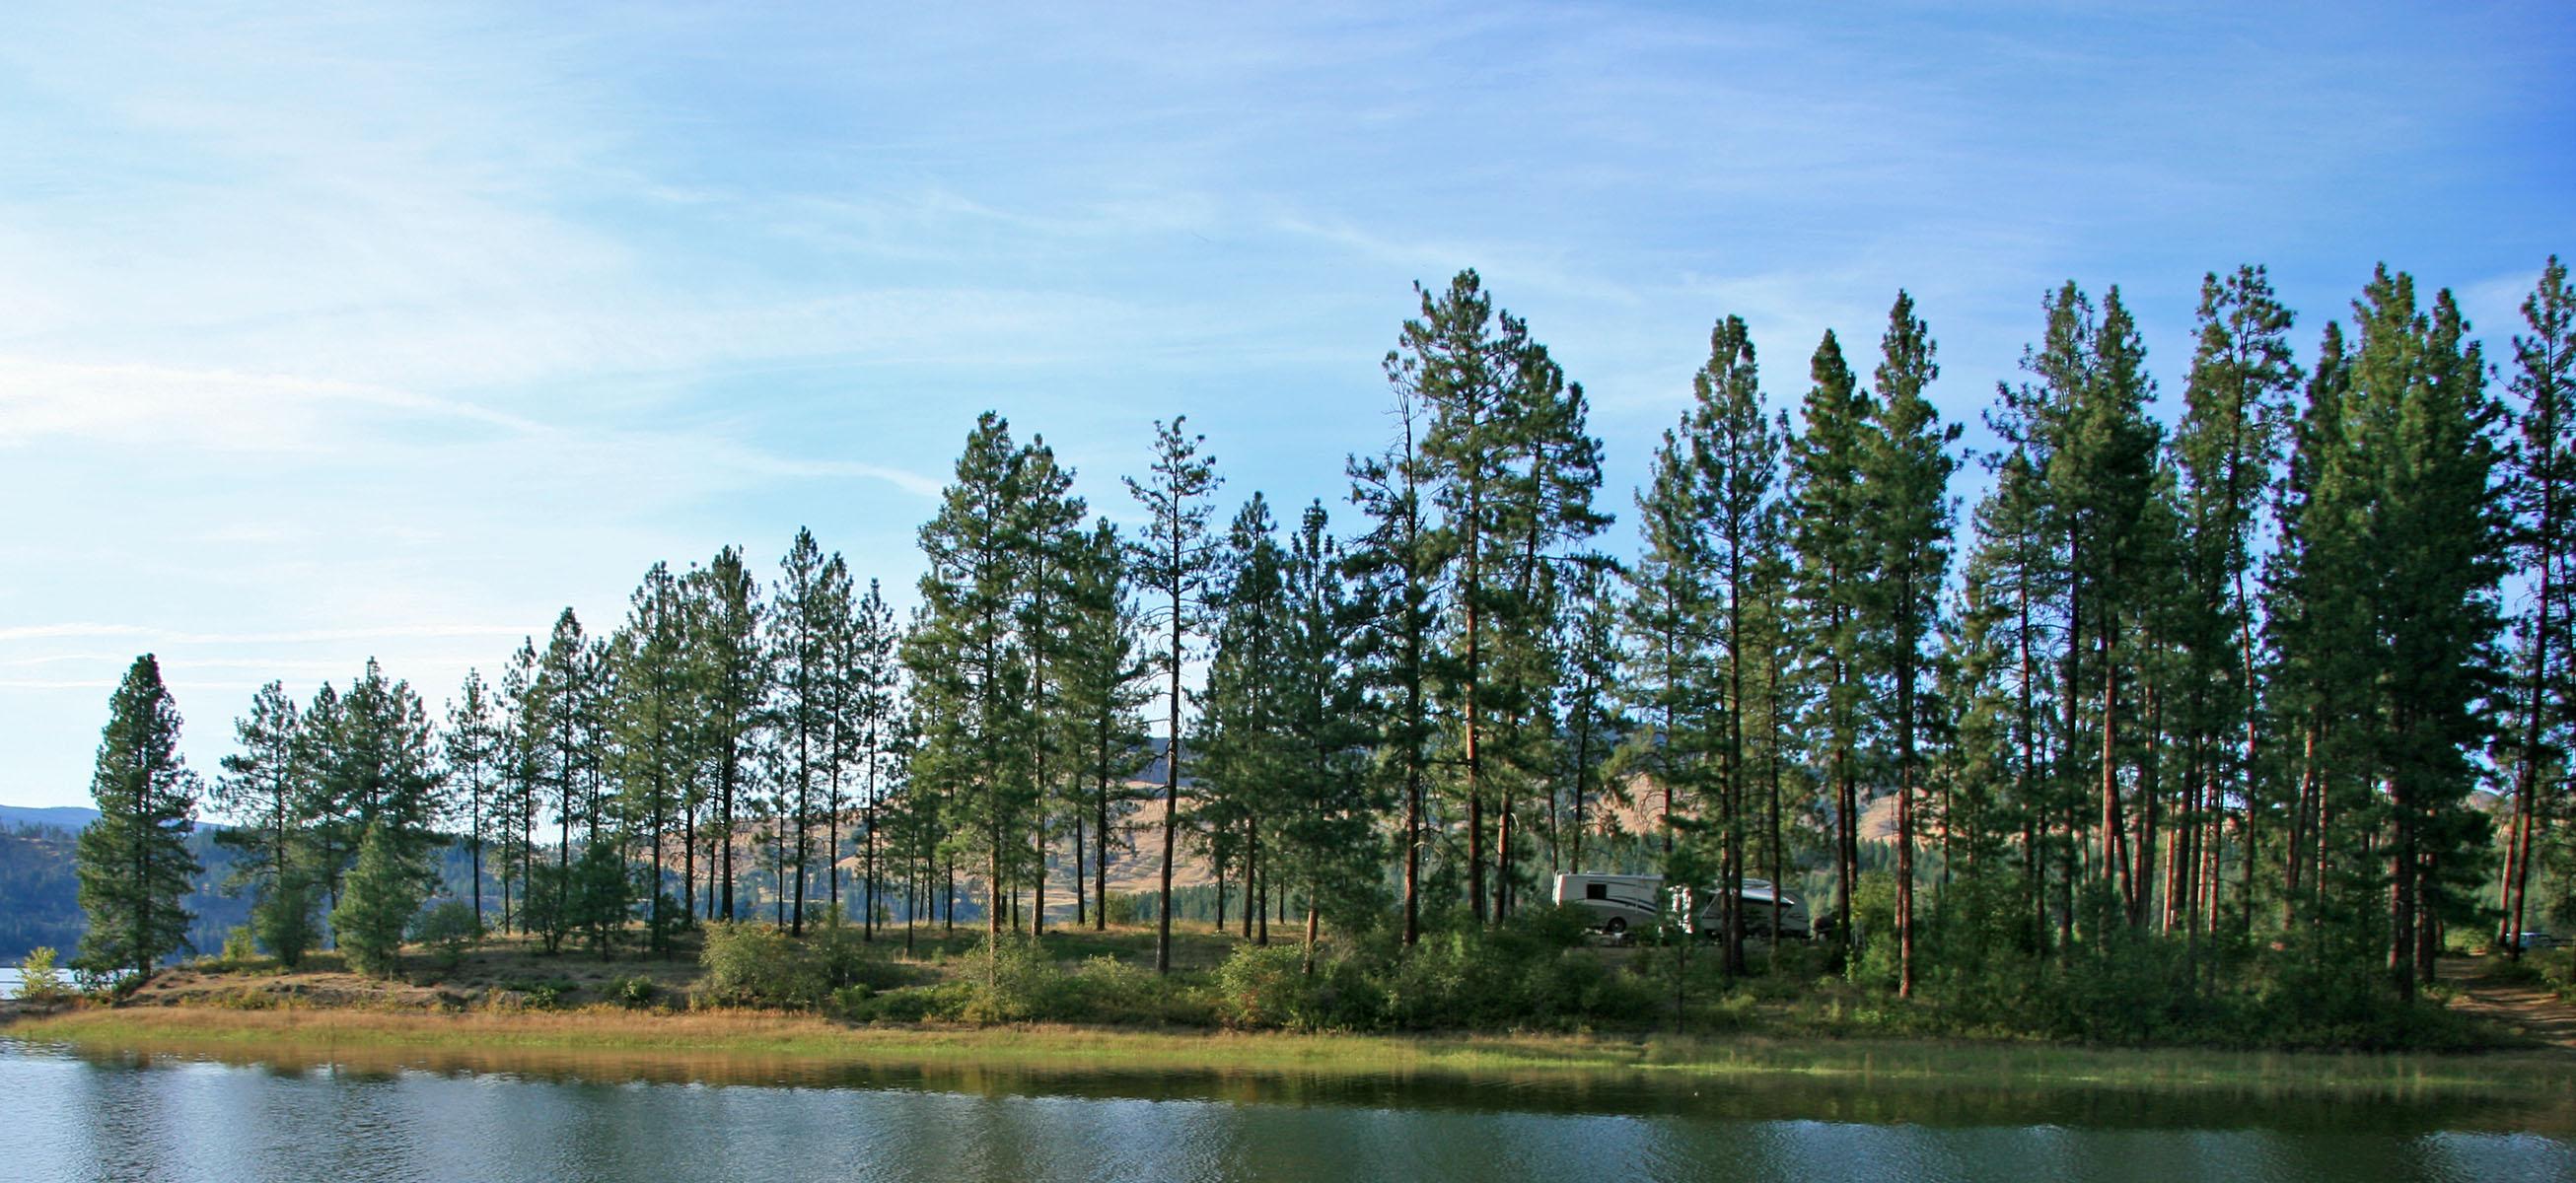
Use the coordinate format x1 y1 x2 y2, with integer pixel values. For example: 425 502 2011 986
0 968 21 1000
0 1039 2568 1182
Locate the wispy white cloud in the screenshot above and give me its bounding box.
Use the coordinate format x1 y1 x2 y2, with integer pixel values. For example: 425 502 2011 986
0 678 273 694
0 357 545 451
0 623 538 646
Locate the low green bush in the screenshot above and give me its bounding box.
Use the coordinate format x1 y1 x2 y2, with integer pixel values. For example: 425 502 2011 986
2534 949 2576 1004
1212 943 1319 1029
699 921 922 1009
952 937 1072 1024
828 983 874 1014
17 946 69 1005
608 975 660 1009
841 981 975 1023
1058 955 1215 1026
253 878 321 970
1194 906 1662 1033
498 976 580 1010
1101 893 1150 928
411 901 483 973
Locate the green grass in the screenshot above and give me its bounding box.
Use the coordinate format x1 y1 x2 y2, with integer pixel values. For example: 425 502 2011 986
16 1004 2576 1099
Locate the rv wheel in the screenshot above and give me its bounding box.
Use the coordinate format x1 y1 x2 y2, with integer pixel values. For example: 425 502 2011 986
1603 918 1626 937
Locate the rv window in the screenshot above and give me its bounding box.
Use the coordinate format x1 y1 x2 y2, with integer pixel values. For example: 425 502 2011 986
1585 883 1608 900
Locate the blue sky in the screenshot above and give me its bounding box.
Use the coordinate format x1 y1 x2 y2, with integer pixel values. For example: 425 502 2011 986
3 2 2569 810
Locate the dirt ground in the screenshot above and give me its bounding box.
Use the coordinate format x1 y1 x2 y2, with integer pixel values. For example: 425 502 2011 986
2442 953 2576 1050
118 936 710 1012
102 922 1250 1012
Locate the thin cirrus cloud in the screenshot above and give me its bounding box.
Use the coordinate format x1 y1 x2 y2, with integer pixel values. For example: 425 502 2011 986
0 358 546 451
0 623 539 647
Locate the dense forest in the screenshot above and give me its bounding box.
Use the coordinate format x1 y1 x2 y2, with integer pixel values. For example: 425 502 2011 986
59 257 2576 1039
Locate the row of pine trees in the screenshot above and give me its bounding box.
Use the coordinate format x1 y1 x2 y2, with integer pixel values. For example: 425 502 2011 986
75 258 2575 1014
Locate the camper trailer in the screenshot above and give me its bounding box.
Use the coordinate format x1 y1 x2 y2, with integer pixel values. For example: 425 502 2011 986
1550 872 1669 937
1551 871 1813 940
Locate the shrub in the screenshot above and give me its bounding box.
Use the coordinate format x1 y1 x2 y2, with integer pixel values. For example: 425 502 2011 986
209 986 284 1010
1188 907 1665 1034
700 922 822 1007
644 891 688 955
1220 943 1409 1031
519 862 582 955
74 965 136 1001
571 840 633 954
1102 892 1150 928
1214 944 1327 1029
2483 955 2546 988
2530 948 2576 1004
954 937 1070 1024
1058 955 1215 1026
1844 872 1900 990
697 921 918 1009
498 977 579 1009
608 975 660 1009
219 926 259 965
254 876 321 969
848 981 976 1023
807 922 917 993
828 983 875 1015
17 946 68 1005
411 901 483 973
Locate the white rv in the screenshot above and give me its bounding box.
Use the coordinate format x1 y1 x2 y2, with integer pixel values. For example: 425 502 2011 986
1551 872 1669 937
1552 872 1813 939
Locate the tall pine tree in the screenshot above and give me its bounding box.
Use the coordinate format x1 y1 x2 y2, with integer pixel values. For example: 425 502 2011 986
75 655 203 978
1124 416 1221 973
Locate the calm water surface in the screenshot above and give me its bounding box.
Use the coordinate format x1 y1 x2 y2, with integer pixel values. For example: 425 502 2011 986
0 1037 2568 1182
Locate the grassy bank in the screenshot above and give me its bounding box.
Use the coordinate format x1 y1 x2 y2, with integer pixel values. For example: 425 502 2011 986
17 1003 2576 1099
15 916 2567 1097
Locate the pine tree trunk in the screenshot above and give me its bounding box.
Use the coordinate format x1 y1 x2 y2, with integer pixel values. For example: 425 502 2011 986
2018 570 2043 949
2101 606 2134 923
1896 573 1918 999
2390 766 2418 1001
2508 530 2557 956
2136 672 2161 931
2060 537 2084 951
1767 648 1785 963
720 754 737 923
1156 577 1181 972
864 746 880 940
1096 743 1111 932
828 763 841 924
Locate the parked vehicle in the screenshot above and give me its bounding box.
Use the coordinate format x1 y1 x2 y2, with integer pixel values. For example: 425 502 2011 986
2513 931 2562 951
1551 872 1668 937
1551 872 1813 939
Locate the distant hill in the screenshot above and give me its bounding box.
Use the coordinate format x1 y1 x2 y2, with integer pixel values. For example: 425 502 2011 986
0 805 262 964
0 804 103 832
0 825 83 961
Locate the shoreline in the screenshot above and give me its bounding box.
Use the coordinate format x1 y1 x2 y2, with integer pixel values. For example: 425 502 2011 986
14 1004 2576 1098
